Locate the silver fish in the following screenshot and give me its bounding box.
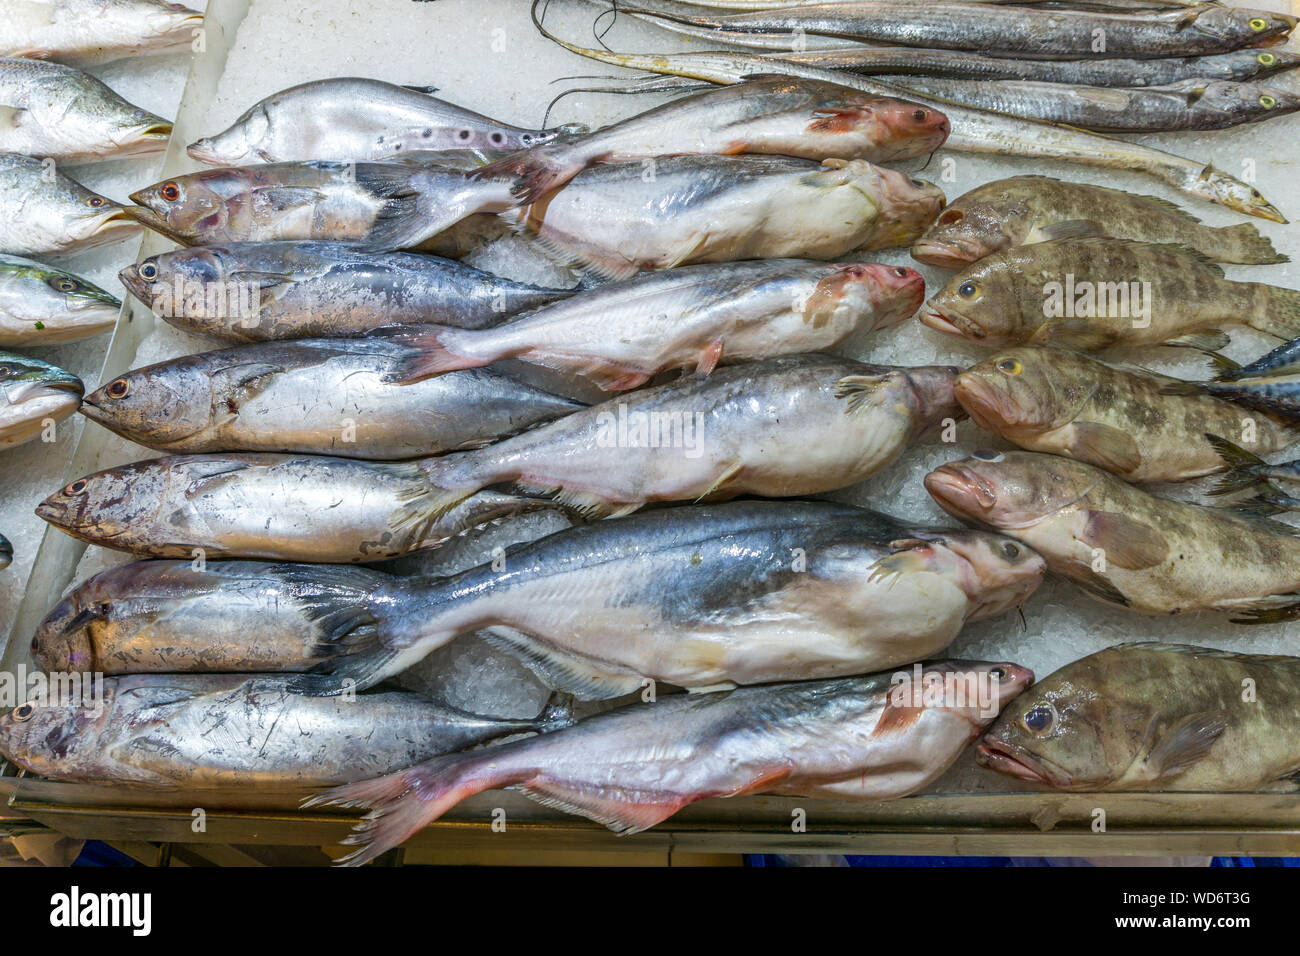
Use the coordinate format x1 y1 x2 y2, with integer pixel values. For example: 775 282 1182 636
0 253 120 345
79 332 584 459
511 155 945 279
398 259 924 390
412 354 962 518
188 77 585 165
0 57 171 162
306 660 1032 865
286 498 1044 697
36 454 553 563
0 152 139 255
0 351 81 450
0 0 203 66
125 161 518 252
0 675 572 788
117 241 576 342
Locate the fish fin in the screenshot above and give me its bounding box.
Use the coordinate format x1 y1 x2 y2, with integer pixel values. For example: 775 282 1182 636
1068 421 1142 476
1206 352 1243 379
1165 330 1230 353
105 738 188 788
305 750 521 866
1205 434 1268 496
285 645 414 696
1031 319 1117 352
1078 511 1169 570
833 373 891 412
1034 219 1104 242
1219 224 1289 265
685 681 738 694
695 462 743 502
1249 285 1300 341
400 84 440 94
872 696 924 738
266 563 397 652
377 326 485 383
696 339 724 376
353 164 487 253
511 220 641 282
258 186 327 213
476 149 570 205
1155 379 1203 398
478 626 647 700
1223 594 1300 624
517 780 693 834
1065 567 1131 608
807 107 870 134
584 367 652 392
1146 711 1229 783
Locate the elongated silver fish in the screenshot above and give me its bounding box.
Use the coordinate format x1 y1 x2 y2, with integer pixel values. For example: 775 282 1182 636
0 253 120 345
0 351 81 449
0 0 203 66
511 155 945 279
307 660 1032 865
79 332 584 459
0 57 171 162
410 354 962 518
886 76 1300 132
0 152 139 255
481 73 948 203
36 454 553 563
398 260 924 390
0 675 573 788
117 242 575 342
286 498 1043 697
125 161 518 252
527 20 1285 221
188 77 585 165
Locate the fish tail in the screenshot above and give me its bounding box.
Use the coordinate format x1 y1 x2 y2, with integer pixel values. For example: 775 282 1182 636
352 164 440 252
409 452 494 522
378 326 492 384
1246 284 1300 340
305 751 522 866
1215 223 1289 265
1205 434 1268 495
476 147 576 205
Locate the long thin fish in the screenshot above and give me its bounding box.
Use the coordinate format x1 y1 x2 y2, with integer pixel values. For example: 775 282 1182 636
528 10 1285 221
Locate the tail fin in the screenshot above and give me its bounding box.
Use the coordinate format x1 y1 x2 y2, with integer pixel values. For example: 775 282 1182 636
1206 434 1268 496
1219 223 1288 265
356 165 514 252
1246 284 1300 341
268 564 398 657
377 326 491 384
304 750 522 866
476 147 580 205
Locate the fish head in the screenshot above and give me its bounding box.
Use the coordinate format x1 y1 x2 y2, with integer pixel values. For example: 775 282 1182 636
873 99 949 156
924 450 1099 531
1251 47 1300 78
37 263 122 333
120 246 227 315
954 347 1083 438
36 461 168 543
134 0 206 48
30 592 99 672
0 694 110 777
911 200 1020 269
82 358 214 445
1198 80 1300 120
188 101 271 166
104 105 173 159
921 258 1021 345
46 185 140 252
904 660 1034 731
0 354 84 422
919 529 1045 621
808 262 924 331
836 160 946 248
130 171 232 241
1196 6 1297 48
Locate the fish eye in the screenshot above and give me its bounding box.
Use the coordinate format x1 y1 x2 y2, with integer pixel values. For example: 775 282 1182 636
912 109 927 122
893 267 910 278
997 358 1022 376
958 281 980 298
50 276 78 293
160 182 181 202
86 196 105 208
105 378 131 399
11 703 35 722
1259 52 1276 65
64 479 88 496
132 108 146 120
138 261 158 281
1250 17 1268 30
1022 704 1054 735
1260 94 1277 109
972 448 1003 462
989 666 1008 681
1001 541 1020 559
910 178 925 187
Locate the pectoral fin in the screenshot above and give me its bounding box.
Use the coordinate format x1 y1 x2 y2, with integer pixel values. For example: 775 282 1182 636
1068 421 1142 475
1078 511 1169 570
1145 711 1228 782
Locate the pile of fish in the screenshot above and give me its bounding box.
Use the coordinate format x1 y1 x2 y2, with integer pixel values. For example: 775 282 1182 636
3 0 1300 868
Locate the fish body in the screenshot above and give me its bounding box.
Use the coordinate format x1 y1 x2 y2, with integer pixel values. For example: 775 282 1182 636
513 155 944 279
0 674 572 788
36 453 551 562
0 57 171 162
400 259 924 390
0 351 82 449
483 74 948 202
79 332 584 459
287 498 1043 696
0 0 203 65
127 161 518 251
954 346 1295 483
0 152 138 255
923 237 1300 349
912 175 1285 269
0 254 120 345
886 76 1300 133
979 643 1300 791
187 77 584 165
118 241 574 342
33 560 408 674
308 660 1032 865
413 354 963 518
925 450 1300 620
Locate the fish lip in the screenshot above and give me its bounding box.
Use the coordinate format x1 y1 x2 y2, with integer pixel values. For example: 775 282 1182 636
924 463 998 519
114 120 173 150
88 209 142 243
911 239 977 270
186 138 243 166
117 264 153 304
953 373 1022 432
975 738 1054 785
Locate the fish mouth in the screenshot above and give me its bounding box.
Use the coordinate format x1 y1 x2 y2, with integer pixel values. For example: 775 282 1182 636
114 120 173 154
118 205 184 243
920 304 984 341
924 463 999 522
84 209 142 247
975 737 1054 785
953 374 1024 433
186 138 243 166
911 238 979 270
117 264 154 305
